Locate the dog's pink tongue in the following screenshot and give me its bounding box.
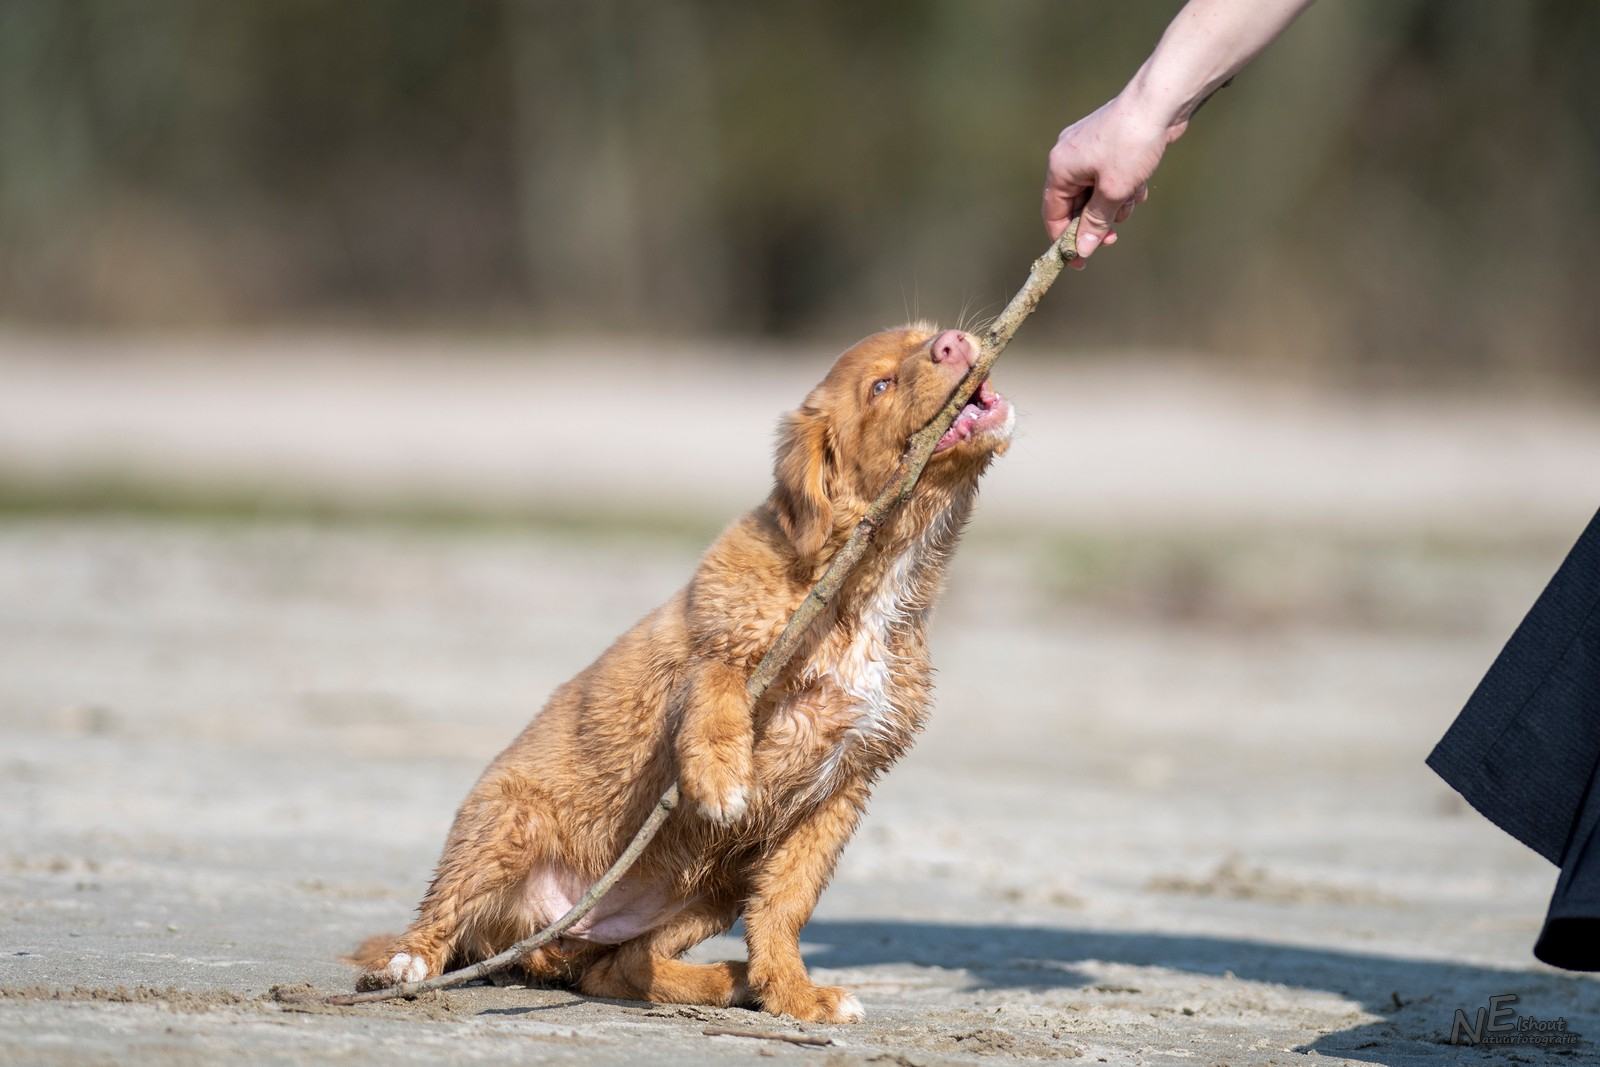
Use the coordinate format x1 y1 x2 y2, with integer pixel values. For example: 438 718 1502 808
935 401 985 451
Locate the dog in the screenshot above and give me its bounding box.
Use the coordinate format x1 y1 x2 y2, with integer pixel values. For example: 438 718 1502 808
351 323 1014 1022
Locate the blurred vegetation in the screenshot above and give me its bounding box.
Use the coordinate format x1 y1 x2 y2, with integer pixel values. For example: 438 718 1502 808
0 1 1596 378
0 466 726 545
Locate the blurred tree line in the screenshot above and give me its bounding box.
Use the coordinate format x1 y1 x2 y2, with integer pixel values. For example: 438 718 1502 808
0 0 1596 379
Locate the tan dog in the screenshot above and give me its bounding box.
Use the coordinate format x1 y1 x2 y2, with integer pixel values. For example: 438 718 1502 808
351 324 1014 1022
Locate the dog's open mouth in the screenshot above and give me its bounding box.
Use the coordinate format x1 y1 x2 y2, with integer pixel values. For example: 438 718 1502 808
934 377 1011 452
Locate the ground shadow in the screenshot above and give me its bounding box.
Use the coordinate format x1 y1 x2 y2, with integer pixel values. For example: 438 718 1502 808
475 997 589 1017
798 919 1600 1062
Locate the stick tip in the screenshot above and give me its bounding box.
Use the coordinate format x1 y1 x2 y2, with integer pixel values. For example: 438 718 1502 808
1057 217 1081 262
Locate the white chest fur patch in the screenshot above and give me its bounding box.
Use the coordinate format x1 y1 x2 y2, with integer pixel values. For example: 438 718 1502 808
790 498 966 803
828 542 918 742
813 503 959 735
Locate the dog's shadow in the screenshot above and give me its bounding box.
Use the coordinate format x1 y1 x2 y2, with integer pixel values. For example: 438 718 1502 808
794 919 1600 1060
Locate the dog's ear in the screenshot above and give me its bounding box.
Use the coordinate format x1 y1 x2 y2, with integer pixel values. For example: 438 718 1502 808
773 403 834 560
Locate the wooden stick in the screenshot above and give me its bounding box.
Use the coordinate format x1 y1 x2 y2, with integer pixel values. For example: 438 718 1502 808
326 220 1079 1007
701 1026 835 1046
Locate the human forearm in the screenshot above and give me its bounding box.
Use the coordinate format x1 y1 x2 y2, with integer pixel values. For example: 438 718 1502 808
1124 0 1315 132
1042 0 1315 252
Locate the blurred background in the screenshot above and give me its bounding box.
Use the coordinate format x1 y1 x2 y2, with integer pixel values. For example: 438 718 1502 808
2 4 1600 1061
2 0 1598 373
2 0 1597 522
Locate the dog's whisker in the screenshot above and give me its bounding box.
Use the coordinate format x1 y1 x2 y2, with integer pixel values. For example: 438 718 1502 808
955 293 976 335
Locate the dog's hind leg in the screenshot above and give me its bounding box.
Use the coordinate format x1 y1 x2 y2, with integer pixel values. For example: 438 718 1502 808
576 894 747 1007
516 938 606 987
355 778 550 991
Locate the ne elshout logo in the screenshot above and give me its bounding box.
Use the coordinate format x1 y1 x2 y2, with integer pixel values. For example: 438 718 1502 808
1449 993 1583 1049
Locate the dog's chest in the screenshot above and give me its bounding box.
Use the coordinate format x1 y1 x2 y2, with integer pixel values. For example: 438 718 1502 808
822 544 924 741
760 543 932 804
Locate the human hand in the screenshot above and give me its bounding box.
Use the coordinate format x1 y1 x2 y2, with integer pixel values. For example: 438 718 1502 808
1042 94 1182 268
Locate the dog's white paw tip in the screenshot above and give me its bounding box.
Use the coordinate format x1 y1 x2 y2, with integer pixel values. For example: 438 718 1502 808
837 992 865 1022
385 952 428 984
700 784 748 825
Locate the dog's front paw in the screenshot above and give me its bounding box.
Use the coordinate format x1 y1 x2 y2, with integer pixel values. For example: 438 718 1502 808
355 951 431 991
698 781 749 826
757 980 865 1023
680 753 754 827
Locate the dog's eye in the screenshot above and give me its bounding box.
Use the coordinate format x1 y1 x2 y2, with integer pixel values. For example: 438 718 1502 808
870 377 893 398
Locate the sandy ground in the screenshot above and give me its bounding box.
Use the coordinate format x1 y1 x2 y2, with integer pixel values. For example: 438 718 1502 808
2 333 1599 1065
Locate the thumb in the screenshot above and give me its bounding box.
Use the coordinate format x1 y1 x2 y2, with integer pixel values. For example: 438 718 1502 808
1075 186 1123 258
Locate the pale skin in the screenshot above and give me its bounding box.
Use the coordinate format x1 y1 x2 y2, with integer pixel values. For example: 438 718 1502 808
1042 0 1316 267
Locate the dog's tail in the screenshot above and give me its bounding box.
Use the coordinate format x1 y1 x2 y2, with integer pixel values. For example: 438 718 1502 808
341 932 399 971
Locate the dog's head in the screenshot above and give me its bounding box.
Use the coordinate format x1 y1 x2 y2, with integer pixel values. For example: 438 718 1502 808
771 323 1014 561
